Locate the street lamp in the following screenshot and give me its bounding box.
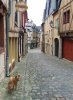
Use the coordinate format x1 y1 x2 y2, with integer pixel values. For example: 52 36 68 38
50 20 59 29
50 20 55 28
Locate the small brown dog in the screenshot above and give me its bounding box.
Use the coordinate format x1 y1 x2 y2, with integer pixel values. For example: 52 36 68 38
7 74 20 93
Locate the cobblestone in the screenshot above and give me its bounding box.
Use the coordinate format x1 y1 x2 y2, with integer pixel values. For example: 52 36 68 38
0 49 73 100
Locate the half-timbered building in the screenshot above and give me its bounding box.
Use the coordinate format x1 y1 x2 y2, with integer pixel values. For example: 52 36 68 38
59 0 73 61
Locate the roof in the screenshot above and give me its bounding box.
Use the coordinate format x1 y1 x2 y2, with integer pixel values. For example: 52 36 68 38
42 0 62 22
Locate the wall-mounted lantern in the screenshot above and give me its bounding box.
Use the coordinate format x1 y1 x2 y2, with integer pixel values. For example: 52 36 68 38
50 19 59 30
50 20 55 28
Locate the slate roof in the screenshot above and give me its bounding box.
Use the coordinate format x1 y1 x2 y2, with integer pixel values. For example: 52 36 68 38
42 0 62 22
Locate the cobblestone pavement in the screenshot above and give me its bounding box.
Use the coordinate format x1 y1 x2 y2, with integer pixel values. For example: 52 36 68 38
0 49 73 100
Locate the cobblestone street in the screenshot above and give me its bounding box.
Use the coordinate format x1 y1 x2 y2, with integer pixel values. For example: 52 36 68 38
0 49 73 100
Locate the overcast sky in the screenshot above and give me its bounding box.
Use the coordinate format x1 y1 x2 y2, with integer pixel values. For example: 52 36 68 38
27 0 46 26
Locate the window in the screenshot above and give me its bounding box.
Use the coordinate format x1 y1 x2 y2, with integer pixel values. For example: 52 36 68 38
63 12 66 24
63 10 70 24
15 11 18 23
15 0 18 26
66 10 70 23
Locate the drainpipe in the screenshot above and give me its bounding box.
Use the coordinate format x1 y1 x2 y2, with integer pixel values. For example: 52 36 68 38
5 0 11 77
5 13 9 77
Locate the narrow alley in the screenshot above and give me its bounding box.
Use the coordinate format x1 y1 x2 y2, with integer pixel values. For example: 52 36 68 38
0 49 73 100
1 0 73 100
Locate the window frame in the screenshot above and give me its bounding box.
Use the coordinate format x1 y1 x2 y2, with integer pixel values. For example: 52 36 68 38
63 10 70 24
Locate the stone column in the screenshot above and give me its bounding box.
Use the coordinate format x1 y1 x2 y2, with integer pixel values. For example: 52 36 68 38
59 37 62 59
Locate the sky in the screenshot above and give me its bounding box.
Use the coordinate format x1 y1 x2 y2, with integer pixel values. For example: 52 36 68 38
27 0 46 26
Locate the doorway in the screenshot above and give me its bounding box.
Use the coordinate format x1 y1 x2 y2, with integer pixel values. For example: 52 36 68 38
54 38 59 57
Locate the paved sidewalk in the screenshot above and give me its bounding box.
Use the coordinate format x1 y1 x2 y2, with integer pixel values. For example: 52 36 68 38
0 49 73 100
0 56 27 100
